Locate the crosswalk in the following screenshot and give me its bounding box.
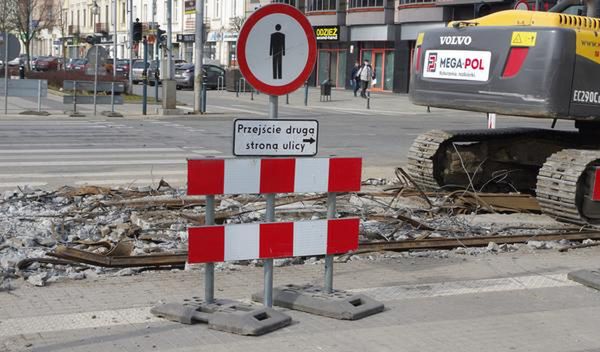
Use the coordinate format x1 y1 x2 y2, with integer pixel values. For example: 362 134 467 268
0 119 222 191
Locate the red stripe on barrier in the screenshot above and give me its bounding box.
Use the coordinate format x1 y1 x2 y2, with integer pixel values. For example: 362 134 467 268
327 218 360 254
187 159 225 195
260 158 296 193
593 169 600 201
328 158 362 192
259 222 294 258
188 226 225 263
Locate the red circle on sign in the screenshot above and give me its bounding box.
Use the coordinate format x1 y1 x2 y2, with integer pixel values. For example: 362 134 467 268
237 4 317 96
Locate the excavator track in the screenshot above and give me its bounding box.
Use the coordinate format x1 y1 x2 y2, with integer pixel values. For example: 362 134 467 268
406 128 584 192
537 149 600 225
407 129 600 225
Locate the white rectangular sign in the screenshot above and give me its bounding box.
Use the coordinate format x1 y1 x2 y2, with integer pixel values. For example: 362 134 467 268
233 119 319 156
423 50 491 82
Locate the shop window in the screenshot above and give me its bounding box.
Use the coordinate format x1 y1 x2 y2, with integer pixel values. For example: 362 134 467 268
361 48 394 91
228 42 237 67
348 0 383 8
399 0 435 4
272 0 297 6
307 0 337 11
317 49 346 88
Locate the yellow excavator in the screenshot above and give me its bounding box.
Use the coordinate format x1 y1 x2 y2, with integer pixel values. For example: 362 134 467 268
408 1 600 225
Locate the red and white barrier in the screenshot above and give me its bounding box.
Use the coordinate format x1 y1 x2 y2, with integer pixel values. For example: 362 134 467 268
593 169 600 201
187 157 362 195
188 218 359 263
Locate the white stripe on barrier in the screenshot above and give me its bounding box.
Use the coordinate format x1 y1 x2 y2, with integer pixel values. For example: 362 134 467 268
225 223 260 261
294 158 329 193
224 159 261 194
293 219 328 257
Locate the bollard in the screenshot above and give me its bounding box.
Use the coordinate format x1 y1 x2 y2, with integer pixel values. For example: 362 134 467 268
201 83 207 113
110 82 115 113
366 92 370 110
251 88 254 101
427 106 430 113
286 94 289 105
37 80 42 112
72 81 78 114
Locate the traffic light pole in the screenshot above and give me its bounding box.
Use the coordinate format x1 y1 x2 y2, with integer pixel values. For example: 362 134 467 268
194 0 204 113
128 0 134 94
113 0 117 77
142 37 148 115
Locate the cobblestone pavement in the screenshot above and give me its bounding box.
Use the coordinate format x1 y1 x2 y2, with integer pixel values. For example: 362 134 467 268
2 248 600 352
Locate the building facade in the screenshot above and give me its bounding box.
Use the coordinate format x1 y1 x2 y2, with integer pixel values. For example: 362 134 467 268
52 0 556 90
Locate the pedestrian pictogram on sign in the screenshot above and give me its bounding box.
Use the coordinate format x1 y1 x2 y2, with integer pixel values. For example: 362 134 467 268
237 4 317 96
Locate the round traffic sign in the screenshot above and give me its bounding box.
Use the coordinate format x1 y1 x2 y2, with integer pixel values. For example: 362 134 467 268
514 0 529 10
237 4 317 96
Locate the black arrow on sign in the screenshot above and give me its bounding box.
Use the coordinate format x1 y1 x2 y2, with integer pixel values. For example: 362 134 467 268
303 137 316 144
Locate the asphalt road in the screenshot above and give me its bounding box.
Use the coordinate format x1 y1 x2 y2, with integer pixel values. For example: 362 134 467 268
0 86 572 191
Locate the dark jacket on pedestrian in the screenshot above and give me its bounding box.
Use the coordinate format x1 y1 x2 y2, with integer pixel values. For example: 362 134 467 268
351 65 361 81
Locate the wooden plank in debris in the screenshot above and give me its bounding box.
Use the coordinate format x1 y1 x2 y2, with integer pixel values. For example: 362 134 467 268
48 246 187 268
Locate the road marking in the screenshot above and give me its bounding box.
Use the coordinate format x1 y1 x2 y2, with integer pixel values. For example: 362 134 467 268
0 273 581 338
0 307 161 338
75 177 187 185
0 160 187 167
0 181 48 188
0 148 191 154
350 273 577 301
0 170 186 178
0 153 215 161
216 105 267 116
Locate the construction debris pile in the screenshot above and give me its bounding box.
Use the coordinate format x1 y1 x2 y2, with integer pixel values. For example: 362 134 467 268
0 174 595 290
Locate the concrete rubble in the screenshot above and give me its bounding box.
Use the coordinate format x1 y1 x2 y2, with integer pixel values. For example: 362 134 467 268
0 181 591 290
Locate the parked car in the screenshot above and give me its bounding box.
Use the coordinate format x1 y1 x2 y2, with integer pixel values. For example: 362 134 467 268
131 60 149 84
147 61 161 86
175 64 225 90
66 58 88 71
8 54 28 66
29 56 38 68
115 59 131 78
33 56 59 71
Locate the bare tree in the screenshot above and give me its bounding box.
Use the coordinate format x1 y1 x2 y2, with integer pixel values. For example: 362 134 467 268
54 0 68 70
10 0 55 70
229 16 245 32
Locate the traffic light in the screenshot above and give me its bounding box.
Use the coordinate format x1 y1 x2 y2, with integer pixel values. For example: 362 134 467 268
157 26 167 45
85 35 100 44
133 19 142 42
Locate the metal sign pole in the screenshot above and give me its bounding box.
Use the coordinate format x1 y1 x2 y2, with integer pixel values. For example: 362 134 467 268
4 31 8 114
93 47 99 116
324 192 336 293
142 37 148 115
113 0 117 78
205 194 215 304
264 94 279 308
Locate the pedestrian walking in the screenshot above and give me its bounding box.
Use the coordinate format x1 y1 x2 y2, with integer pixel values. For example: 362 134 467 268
351 61 361 97
357 59 374 98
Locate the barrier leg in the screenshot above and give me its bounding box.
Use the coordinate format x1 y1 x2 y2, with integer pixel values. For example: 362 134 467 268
205 195 215 304
151 191 291 335
324 193 336 294
264 193 275 308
